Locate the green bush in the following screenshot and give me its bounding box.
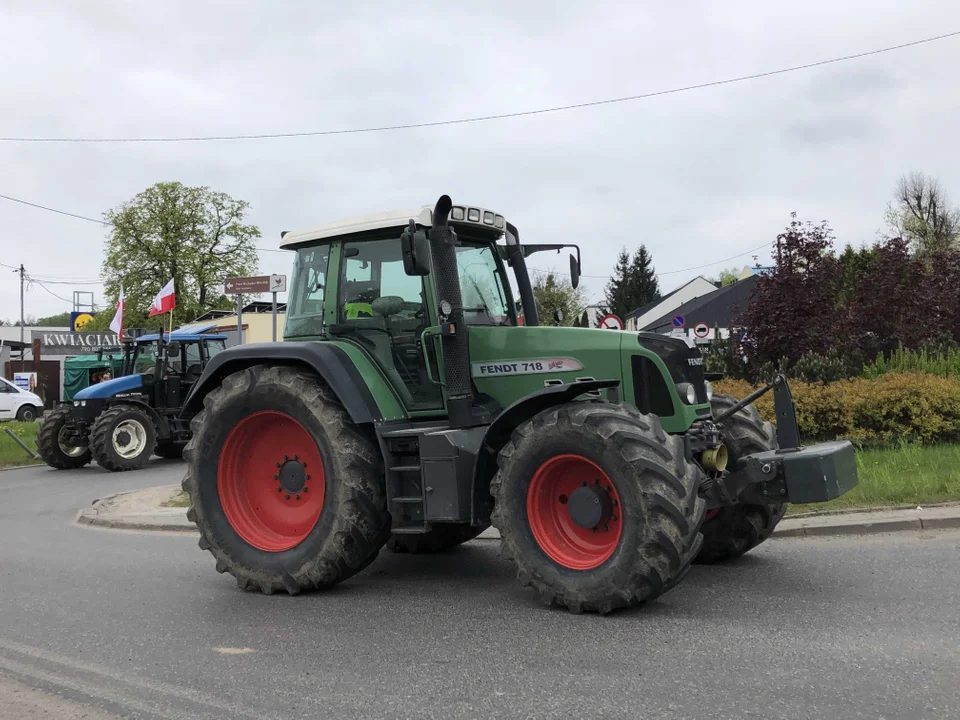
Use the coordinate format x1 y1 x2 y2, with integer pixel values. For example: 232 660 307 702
862 344 960 379
715 372 960 445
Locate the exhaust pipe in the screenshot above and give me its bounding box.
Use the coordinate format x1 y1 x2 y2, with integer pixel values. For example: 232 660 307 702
427 195 477 428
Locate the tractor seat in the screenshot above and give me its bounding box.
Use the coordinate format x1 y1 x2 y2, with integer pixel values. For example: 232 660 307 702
185 364 203 381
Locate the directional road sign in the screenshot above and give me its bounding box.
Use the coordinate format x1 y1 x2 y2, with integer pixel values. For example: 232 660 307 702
224 275 271 295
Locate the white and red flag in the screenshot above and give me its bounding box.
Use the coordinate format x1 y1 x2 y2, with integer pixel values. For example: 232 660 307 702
148 279 176 317
109 287 125 337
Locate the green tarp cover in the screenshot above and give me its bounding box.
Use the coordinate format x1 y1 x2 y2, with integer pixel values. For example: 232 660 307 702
63 354 124 401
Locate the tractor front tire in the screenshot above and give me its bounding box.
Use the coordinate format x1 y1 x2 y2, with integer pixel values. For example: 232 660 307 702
155 442 185 460
387 523 490 554
36 407 92 470
491 403 705 614
695 393 787 564
90 405 157 472
182 365 391 595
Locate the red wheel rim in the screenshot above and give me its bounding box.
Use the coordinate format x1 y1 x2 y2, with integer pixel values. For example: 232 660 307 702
526 454 623 570
217 411 326 552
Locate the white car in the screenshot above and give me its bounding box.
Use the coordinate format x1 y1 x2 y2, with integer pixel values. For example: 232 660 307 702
0 376 44 422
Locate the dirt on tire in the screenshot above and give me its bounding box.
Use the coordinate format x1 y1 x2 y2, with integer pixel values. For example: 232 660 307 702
695 393 787 564
89 405 157 472
36 406 92 470
387 523 489 554
490 402 705 614
182 365 391 595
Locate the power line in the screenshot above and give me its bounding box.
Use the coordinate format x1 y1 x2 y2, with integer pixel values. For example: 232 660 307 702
1 31 957 144
27 277 72 303
530 240 775 280
0 191 290 254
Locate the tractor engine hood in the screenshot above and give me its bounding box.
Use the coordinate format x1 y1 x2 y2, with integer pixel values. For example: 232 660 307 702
73 374 144 401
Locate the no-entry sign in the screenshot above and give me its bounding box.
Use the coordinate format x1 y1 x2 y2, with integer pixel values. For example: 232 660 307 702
693 322 710 339
599 314 623 330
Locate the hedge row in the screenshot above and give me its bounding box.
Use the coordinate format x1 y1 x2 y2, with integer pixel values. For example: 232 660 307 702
714 372 960 445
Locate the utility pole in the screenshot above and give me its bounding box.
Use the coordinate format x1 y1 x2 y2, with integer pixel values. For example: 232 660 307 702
17 264 25 371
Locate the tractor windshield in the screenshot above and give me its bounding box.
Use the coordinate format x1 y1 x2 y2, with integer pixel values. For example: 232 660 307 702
455 243 512 326
129 342 158 375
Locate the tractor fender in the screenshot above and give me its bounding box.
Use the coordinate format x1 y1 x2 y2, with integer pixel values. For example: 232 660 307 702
181 341 382 424
471 379 620 515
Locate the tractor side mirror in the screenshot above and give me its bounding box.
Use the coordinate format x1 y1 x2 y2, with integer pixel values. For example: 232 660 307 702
401 220 430 276
553 308 564 325
569 254 580 289
165 342 182 355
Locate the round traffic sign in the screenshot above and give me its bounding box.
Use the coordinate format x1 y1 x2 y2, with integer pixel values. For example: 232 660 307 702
693 322 710 339
671 314 685 328
599 314 623 330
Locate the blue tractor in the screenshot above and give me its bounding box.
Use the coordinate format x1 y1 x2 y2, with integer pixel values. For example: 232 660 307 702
37 327 228 472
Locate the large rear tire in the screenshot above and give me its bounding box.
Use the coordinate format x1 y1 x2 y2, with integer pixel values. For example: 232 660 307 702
182 365 390 595
90 405 157 472
695 393 787 564
36 407 92 470
386 523 489 554
491 402 705 614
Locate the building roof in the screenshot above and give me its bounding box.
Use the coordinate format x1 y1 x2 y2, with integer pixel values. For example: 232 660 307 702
136 324 226 343
642 275 759 331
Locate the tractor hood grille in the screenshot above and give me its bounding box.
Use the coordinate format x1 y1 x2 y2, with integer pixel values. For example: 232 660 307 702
635 333 708 404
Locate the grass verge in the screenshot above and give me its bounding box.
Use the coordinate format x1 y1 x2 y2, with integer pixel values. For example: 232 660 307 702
0 421 40 469
162 490 190 508
787 443 960 514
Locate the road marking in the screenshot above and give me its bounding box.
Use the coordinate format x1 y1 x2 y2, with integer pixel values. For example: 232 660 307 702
212 647 255 655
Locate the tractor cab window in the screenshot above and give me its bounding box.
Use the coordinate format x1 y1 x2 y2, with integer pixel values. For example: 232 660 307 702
205 339 226 359
184 342 203 381
131 343 158 375
455 243 512 326
333 237 441 410
286 244 332 338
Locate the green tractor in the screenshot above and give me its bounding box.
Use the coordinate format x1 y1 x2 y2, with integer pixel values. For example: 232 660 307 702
181 196 857 613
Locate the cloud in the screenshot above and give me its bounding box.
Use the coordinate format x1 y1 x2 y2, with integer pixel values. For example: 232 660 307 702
1 0 959 321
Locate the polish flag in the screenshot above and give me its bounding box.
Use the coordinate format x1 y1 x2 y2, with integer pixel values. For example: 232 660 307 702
109 288 125 338
148 279 176 317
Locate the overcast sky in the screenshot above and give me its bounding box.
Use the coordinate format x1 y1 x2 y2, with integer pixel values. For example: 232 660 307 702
2 0 959 322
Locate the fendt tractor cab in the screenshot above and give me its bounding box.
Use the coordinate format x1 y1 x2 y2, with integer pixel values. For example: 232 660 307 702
181 196 858 613
38 327 227 472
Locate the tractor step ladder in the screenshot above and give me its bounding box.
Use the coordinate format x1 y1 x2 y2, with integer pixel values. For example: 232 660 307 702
380 430 430 534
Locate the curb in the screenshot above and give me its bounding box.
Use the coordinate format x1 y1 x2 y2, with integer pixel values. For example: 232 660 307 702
0 463 44 472
76 507 197 533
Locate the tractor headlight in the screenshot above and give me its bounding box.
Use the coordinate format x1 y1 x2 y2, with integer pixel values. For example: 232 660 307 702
467 208 481 222
451 206 465 221
704 380 714 402
677 383 697 405
80 400 87 407
73 401 79 407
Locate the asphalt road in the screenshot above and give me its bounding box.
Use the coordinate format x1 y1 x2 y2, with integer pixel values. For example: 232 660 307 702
1 461 959 720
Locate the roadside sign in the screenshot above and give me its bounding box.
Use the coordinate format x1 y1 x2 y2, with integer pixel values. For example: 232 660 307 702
671 314 685 328
669 328 686 338
599 314 623 330
70 311 96 332
224 275 272 295
693 322 710 339
270 274 287 293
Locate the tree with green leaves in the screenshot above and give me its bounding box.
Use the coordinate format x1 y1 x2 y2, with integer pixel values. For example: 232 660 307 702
603 248 633 320
604 245 661 320
532 272 587 326
710 267 740 286
89 182 260 330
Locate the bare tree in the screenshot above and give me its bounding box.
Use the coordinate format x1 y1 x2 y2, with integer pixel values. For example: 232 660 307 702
884 172 960 255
